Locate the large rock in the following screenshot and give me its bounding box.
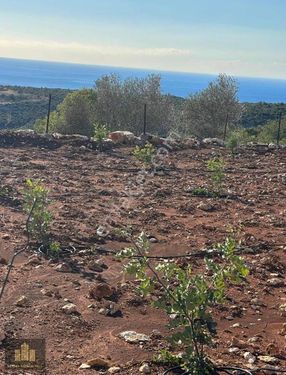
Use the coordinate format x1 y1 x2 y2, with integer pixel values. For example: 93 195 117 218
139 363 151 373
108 367 121 374
183 137 200 148
202 138 225 147
140 133 165 147
119 330 150 343
244 351 256 364
267 278 285 287
79 358 110 370
15 295 29 307
89 283 113 300
258 355 279 364
55 263 72 273
109 131 137 145
62 303 79 314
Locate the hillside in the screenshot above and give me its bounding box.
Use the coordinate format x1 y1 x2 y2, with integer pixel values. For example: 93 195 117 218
0 139 285 374
242 102 286 128
0 86 71 130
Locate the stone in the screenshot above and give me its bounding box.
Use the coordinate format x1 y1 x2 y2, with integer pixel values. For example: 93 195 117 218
26 255 41 265
243 352 256 364
40 288 53 297
149 237 158 243
55 263 71 273
279 304 286 316
139 363 151 374
87 261 104 272
250 298 264 306
89 283 113 300
229 347 240 353
231 337 247 349
225 316 234 321
197 202 216 212
202 138 225 147
248 337 260 343
15 295 28 307
108 367 121 374
2 233 10 240
183 138 200 148
86 358 110 368
0 328 6 344
119 331 150 344
151 329 162 339
79 358 110 370
106 303 123 317
109 131 136 144
99 308 108 315
258 355 279 364
266 278 285 287
140 133 164 147
62 303 78 315
0 257 7 265
79 363 91 369
268 143 278 149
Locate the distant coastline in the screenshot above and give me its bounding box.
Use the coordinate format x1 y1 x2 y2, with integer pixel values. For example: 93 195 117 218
0 57 285 103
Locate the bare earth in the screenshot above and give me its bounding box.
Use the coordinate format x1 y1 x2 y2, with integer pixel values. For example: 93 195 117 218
0 144 285 374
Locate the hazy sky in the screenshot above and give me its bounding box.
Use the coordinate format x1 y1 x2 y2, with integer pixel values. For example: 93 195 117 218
0 0 285 78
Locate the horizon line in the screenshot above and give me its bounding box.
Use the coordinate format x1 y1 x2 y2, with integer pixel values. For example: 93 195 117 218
1 55 286 83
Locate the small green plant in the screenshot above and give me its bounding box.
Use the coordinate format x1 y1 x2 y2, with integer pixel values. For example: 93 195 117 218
118 232 248 375
153 349 183 366
22 179 52 245
191 187 213 197
133 142 156 168
226 135 239 158
0 185 12 198
206 157 225 196
93 123 108 151
48 241 60 255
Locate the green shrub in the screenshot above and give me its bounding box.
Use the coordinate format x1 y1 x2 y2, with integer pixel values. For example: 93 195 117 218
226 134 239 157
228 129 257 145
133 143 156 168
118 233 248 375
206 157 225 195
93 123 109 151
191 187 213 197
256 118 286 144
22 179 52 245
153 349 183 366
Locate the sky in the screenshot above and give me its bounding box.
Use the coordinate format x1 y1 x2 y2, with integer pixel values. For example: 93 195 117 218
0 0 285 79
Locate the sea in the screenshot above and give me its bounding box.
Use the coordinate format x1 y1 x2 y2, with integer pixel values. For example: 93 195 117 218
0 57 285 103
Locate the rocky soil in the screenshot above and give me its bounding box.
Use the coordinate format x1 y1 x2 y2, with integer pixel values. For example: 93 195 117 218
0 143 285 374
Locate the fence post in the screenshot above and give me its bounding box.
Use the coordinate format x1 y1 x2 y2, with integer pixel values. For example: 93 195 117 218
143 103 147 135
46 94 52 134
223 114 229 141
277 112 282 145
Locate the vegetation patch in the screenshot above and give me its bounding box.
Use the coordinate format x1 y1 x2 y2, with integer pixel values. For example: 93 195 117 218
118 232 249 375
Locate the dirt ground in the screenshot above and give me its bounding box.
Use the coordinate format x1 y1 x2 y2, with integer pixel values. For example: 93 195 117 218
0 143 285 375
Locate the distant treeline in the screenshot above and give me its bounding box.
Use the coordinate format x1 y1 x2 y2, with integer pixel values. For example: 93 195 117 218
242 102 286 128
0 86 71 130
0 83 285 132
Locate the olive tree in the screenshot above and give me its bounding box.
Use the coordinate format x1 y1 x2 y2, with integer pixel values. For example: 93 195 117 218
182 74 243 138
93 74 175 135
35 89 96 136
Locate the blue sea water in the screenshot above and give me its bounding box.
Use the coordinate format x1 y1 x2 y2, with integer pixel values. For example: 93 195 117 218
0 57 285 103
